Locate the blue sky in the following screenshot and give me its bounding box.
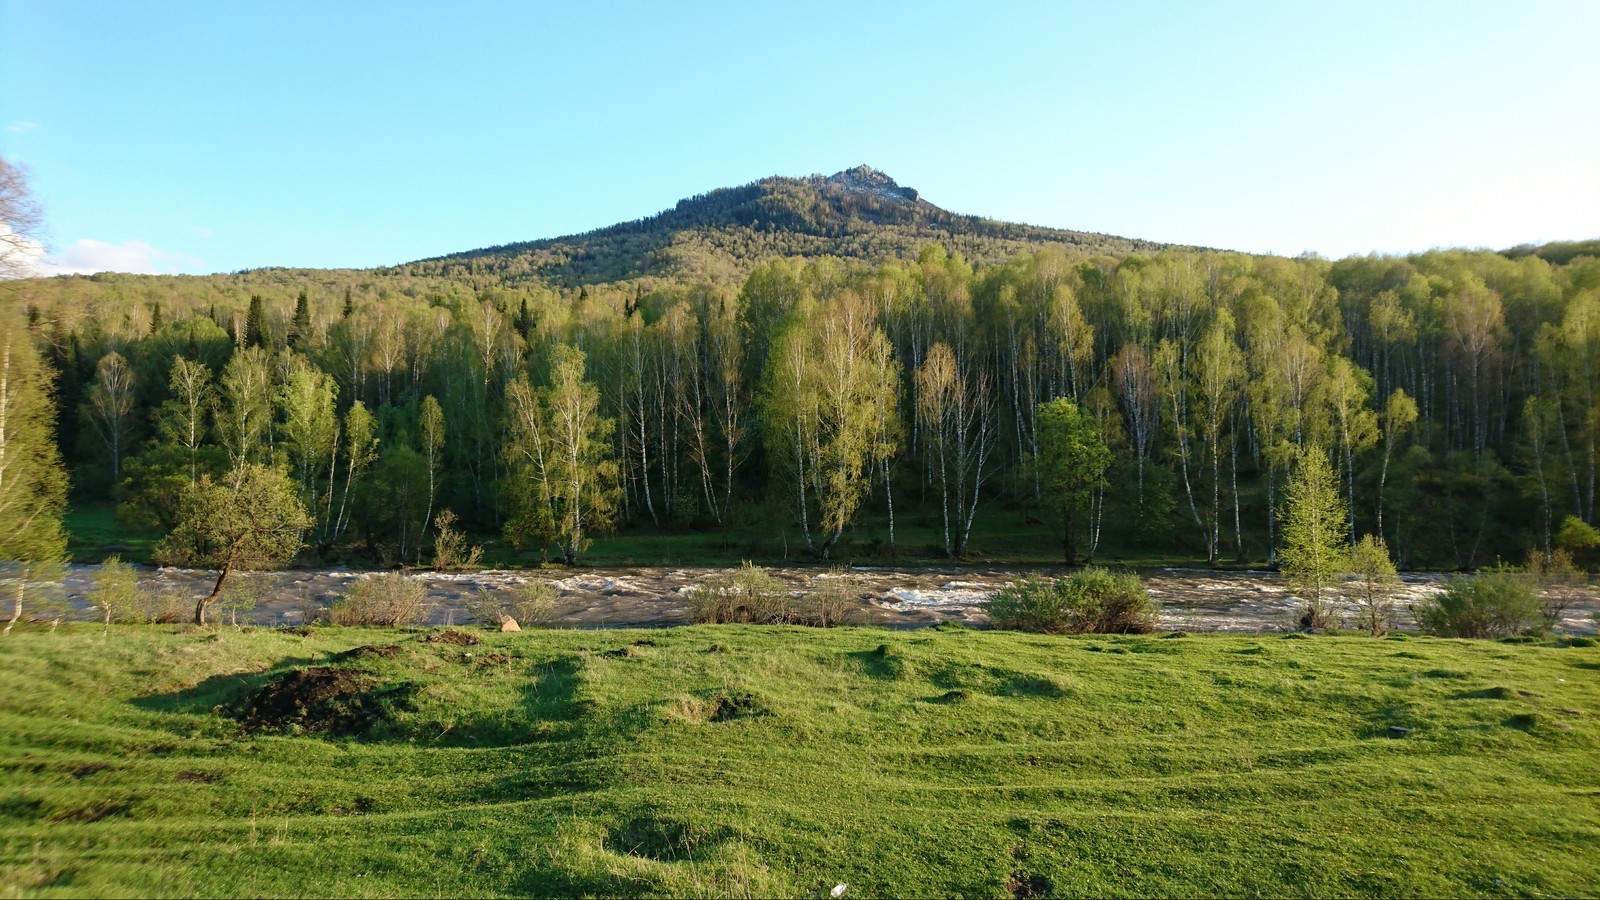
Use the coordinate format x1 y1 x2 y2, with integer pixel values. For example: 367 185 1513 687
2 0 1596 275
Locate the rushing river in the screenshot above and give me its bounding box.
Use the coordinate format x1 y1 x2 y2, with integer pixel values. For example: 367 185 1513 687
14 563 1598 633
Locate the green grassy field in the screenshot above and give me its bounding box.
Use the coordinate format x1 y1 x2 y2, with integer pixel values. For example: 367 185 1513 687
2 624 1597 898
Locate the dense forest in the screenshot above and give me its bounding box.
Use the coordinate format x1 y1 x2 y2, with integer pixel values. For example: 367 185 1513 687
3 167 1599 572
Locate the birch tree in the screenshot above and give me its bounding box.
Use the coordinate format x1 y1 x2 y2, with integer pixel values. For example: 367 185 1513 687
0 314 68 634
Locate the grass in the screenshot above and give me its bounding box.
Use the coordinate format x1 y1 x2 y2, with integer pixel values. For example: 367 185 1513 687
1 625 1597 897
63 504 160 565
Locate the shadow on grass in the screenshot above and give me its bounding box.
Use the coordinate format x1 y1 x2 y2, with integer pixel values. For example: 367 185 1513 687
509 869 650 899
131 654 324 715
849 644 911 680
131 645 604 749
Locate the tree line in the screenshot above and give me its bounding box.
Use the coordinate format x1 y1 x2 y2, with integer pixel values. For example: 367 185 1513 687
4 239 1600 573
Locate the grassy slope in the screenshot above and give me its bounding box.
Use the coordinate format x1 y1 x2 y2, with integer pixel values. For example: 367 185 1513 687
1 625 1597 898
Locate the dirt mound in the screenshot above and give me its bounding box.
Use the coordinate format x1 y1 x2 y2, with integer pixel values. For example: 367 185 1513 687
1006 872 1052 899
422 629 482 647
232 666 414 736
340 644 405 660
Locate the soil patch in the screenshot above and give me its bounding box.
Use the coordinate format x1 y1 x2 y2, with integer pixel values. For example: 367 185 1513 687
707 691 768 722
231 666 415 736
423 630 482 647
1006 872 1052 899
66 761 110 779
340 644 405 660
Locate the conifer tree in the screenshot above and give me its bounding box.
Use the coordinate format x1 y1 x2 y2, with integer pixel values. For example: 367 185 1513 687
244 294 265 348
288 291 312 348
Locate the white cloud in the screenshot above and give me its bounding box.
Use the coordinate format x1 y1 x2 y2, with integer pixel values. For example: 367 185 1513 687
0 233 206 278
190 226 214 240
6 121 40 135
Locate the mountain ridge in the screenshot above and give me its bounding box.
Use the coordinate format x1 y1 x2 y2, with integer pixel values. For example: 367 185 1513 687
405 166 1178 286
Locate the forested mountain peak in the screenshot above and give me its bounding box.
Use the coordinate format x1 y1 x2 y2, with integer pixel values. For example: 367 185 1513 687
409 166 1171 286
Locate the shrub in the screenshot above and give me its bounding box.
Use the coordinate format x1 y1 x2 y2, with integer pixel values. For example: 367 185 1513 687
217 574 264 627
432 509 483 571
689 563 791 624
134 586 192 624
799 570 862 627
1415 570 1543 638
89 556 139 634
1347 535 1400 636
331 574 427 627
1525 548 1588 631
467 581 559 627
986 568 1156 634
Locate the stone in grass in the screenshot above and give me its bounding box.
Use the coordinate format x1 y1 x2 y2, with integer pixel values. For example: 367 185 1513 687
500 616 521 633
1388 725 1413 735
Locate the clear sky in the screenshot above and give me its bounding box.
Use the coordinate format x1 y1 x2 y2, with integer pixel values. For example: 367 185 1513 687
2 0 1596 275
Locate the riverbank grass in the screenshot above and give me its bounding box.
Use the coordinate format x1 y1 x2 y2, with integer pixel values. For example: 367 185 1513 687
2 625 1597 897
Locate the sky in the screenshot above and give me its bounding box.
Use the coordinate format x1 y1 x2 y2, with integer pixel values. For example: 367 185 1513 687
2 0 1597 276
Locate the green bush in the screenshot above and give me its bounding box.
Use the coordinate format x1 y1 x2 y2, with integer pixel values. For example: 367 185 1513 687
986 568 1156 634
799 570 862 627
689 563 791 624
1415 570 1543 638
331 574 427 627
466 581 558 627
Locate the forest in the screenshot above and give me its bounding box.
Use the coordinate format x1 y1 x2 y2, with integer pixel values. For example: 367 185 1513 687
4 229 1600 575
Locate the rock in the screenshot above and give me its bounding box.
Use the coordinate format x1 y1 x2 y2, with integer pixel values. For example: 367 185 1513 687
500 616 521 632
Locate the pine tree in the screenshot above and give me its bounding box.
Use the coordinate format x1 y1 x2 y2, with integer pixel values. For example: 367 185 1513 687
288 291 312 348
0 311 69 634
244 294 265 348
1279 447 1349 631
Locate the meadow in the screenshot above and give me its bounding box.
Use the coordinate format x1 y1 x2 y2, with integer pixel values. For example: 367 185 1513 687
1 624 1597 897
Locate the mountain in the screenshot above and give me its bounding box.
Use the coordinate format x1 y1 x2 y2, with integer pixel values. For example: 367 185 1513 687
406 165 1176 286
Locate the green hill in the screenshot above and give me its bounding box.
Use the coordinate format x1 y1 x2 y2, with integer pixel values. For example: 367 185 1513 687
407 165 1177 286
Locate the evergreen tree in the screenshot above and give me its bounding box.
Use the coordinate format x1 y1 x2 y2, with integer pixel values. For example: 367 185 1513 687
244 294 265 348
288 291 312 348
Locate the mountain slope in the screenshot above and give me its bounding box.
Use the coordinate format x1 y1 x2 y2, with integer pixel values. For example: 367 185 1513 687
408 165 1176 286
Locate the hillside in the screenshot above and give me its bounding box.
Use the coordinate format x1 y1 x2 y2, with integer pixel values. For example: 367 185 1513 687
2 624 1596 896
406 165 1176 286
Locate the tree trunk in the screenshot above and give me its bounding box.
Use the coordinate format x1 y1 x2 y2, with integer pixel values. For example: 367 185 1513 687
4 581 23 635
195 562 231 626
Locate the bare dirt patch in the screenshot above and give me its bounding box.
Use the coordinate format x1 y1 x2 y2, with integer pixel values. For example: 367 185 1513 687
422 629 482 647
340 644 405 660
231 666 414 736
